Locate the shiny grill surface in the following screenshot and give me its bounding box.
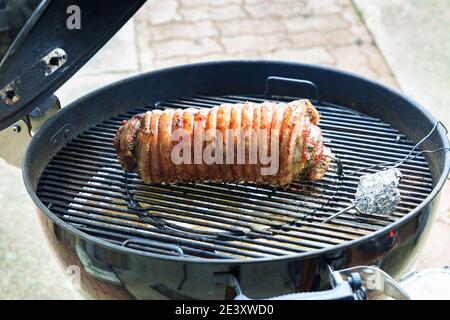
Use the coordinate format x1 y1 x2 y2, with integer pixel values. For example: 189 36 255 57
36 95 434 259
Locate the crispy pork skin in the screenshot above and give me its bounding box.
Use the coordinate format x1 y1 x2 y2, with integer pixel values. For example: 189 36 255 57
114 99 330 186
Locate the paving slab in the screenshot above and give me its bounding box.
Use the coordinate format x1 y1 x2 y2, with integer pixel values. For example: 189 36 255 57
354 0 450 128
133 0 398 86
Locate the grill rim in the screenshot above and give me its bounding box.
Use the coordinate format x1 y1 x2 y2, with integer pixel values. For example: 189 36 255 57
23 60 450 264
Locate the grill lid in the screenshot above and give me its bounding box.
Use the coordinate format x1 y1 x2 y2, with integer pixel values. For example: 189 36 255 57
0 0 145 130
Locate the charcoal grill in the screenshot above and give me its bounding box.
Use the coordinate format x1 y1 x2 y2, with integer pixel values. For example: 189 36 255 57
0 0 449 300
37 95 433 259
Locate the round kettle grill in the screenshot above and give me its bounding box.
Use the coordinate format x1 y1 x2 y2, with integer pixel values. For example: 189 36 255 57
0 0 449 300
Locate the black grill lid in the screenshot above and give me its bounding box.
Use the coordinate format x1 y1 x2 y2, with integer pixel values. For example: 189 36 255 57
0 0 146 130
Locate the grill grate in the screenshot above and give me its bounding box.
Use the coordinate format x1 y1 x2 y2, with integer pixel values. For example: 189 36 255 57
37 95 433 259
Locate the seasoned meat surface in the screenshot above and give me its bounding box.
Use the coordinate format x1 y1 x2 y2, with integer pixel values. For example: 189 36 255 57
114 99 331 186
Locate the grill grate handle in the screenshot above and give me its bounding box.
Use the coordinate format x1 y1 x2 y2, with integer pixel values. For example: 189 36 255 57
123 238 184 256
264 76 321 105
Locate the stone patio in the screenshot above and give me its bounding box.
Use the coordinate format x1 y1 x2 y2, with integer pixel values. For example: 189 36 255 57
0 0 448 299
56 0 397 107
133 0 396 86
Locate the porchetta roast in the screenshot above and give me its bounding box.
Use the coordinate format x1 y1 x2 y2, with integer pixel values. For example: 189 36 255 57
114 99 331 187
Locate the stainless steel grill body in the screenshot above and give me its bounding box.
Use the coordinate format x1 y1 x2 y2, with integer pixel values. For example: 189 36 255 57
23 61 449 299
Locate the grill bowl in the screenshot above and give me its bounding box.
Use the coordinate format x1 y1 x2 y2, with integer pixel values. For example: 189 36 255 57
23 61 450 299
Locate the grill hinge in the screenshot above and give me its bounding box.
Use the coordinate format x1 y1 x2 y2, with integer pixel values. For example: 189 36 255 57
0 95 60 168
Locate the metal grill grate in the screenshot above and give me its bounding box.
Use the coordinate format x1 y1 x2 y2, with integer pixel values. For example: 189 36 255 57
37 95 433 259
